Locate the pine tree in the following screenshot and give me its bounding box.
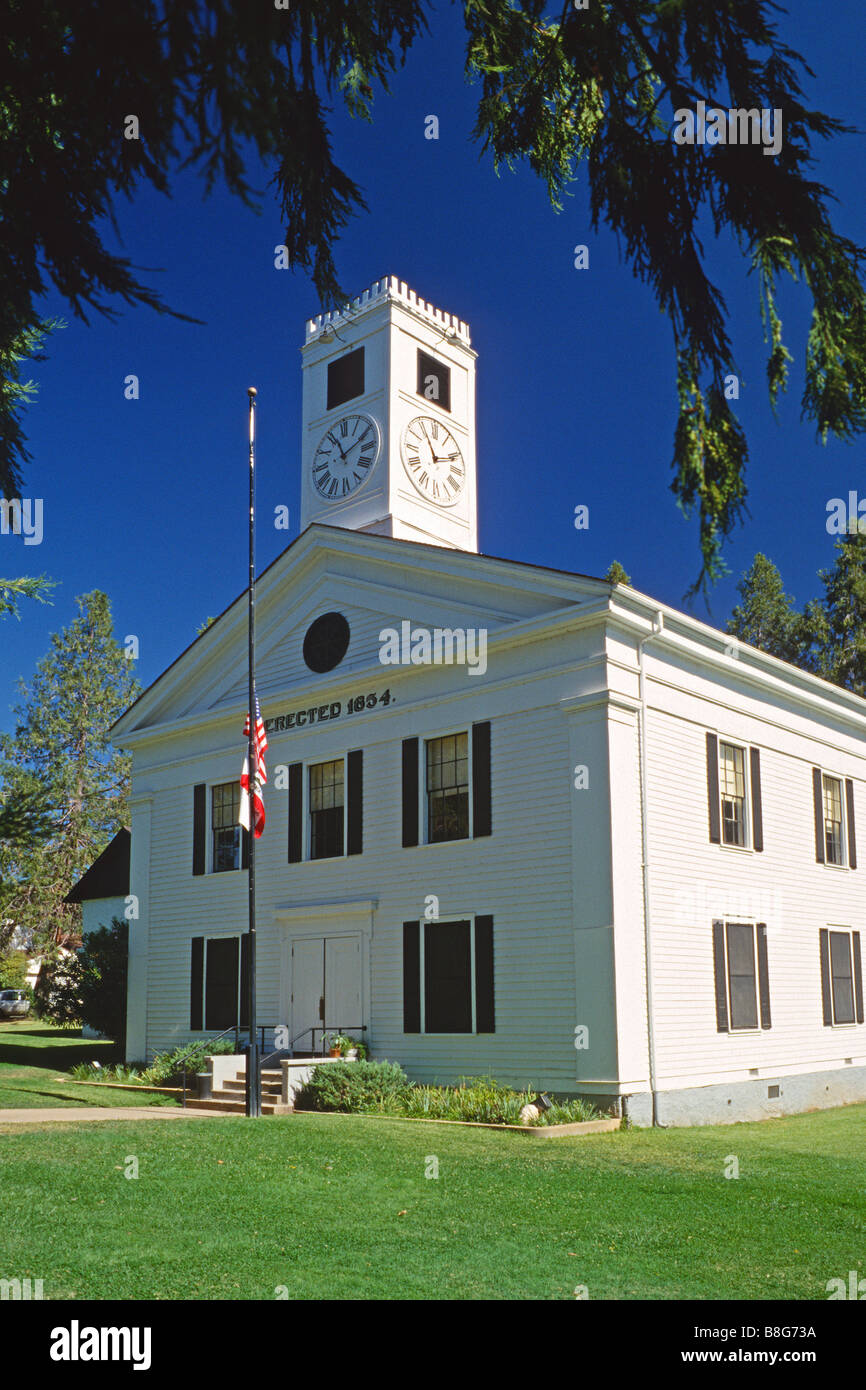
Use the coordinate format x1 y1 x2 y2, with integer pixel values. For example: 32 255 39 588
3 3 866 587
810 532 866 697
605 560 632 586
0 591 140 950
726 554 801 663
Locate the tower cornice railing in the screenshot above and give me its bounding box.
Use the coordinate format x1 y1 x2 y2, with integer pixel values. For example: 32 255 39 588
305 274 471 347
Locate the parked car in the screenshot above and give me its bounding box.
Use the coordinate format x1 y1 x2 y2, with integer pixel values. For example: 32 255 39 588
0 989 31 1018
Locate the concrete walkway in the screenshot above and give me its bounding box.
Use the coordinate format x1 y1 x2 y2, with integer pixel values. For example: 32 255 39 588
0 1105 241 1125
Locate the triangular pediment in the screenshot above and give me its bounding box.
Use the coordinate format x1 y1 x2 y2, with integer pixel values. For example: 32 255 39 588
112 526 607 739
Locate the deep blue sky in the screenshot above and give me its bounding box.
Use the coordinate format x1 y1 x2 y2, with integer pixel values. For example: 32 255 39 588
2 1 865 731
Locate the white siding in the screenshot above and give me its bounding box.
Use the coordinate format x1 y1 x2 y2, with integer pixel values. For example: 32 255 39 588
642 654 866 1090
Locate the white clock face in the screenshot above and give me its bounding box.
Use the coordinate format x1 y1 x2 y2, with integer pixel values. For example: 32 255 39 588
401 416 465 506
312 414 380 500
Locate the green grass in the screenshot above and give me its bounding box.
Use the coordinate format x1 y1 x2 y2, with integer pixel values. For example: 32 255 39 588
0 1104 863 1299
0 1023 169 1110
0 1022 121 1069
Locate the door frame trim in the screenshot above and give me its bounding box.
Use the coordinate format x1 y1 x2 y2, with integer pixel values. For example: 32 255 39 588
276 900 375 1047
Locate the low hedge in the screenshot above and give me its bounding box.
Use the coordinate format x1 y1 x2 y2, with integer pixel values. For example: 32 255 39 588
295 1060 412 1114
295 1063 599 1125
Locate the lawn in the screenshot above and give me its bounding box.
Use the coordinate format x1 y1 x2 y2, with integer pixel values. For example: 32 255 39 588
0 1022 171 1110
0 1104 863 1299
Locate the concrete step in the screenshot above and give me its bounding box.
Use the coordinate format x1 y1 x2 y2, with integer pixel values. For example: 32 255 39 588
222 1078 281 1092
184 1097 245 1113
183 1097 293 1116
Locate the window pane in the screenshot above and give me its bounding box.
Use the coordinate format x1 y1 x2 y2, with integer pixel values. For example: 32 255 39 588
829 931 855 1024
212 782 240 871
424 922 472 1032
310 760 345 859
719 742 746 847
426 733 469 843
726 923 758 1029
823 776 844 865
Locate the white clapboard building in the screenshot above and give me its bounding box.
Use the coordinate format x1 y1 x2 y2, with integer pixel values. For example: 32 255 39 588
113 276 866 1126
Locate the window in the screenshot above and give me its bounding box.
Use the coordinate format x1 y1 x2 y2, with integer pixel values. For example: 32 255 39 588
212 782 241 872
828 931 855 1024
719 742 747 847
712 920 771 1033
822 774 844 865
416 349 451 412
820 929 864 1026
309 759 345 859
425 921 473 1031
725 923 758 1030
326 347 364 410
190 935 249 1031
426 732 469 842
706 734 763 851
403 916 495 1034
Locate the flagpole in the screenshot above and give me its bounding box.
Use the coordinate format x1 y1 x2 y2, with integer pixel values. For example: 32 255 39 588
246 386 261 1118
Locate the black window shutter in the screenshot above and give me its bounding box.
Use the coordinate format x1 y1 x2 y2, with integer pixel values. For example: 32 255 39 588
403 921 420 1032
706 733 721 844
712 919 728 1031
402 738 419 847
853 931 864 1024
288 762 303 863
193 784 206 875
750 748 764 852
190 937 204 1030
756 924 771 1029
206 937 239 1031
472 722 492 838
347 749 363 856
240 933 250 1030
845 779 857 869
241 827 250 870
813 768 825 863
819 929 833 1025
474 915 495 1032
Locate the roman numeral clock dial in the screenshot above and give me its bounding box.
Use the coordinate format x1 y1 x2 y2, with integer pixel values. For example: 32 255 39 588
400 416 465 506
312 414 380 499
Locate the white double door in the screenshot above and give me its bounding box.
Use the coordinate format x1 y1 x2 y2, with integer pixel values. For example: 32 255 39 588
290 935 362 1051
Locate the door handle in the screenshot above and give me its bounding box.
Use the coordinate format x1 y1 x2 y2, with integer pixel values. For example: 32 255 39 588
318 995 325 1020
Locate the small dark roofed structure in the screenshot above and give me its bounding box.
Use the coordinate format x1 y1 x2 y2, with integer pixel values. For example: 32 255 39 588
64 828 130 904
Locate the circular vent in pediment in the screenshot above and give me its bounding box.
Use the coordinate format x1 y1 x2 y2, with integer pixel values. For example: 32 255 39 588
303 612 351 673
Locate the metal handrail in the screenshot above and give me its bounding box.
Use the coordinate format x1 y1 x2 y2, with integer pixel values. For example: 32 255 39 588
181 1023 291 1106
182 1023 240 1108
290 1024 368 1056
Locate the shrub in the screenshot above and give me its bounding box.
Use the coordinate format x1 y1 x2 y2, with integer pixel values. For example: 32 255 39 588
33 949 81 1024
295 1060 411 1114
141 1039 238 1085
32 920 129 1037
543 1098 599 1125
404 1076 533 1125
76 919 128 1040
295 1067 601 1126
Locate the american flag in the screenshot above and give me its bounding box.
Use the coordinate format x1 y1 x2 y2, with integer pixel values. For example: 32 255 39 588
239 693 268 838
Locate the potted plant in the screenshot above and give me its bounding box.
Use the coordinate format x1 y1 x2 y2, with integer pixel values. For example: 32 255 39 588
325 1032 365 1059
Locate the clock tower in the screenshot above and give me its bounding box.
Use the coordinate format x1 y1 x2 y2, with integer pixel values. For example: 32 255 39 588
300 275 478 551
